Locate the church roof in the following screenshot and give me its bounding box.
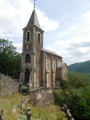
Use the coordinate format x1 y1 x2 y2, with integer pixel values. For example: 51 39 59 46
41 48 62 58
26 9 40 28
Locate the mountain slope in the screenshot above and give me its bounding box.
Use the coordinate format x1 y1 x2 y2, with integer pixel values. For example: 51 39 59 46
68 60 90 74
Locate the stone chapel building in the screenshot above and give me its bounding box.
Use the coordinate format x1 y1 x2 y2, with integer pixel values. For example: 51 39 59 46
20 8 68 89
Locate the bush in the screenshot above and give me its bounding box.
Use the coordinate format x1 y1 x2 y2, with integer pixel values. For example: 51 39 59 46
54 72 90 120
63 72 89 89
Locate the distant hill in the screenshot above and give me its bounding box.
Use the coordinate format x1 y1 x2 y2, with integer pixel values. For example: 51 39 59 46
68 60 90 74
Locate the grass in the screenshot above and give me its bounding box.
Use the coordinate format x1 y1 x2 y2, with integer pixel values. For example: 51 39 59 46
26 104 68 120
0 94 67 120
0 94 27 120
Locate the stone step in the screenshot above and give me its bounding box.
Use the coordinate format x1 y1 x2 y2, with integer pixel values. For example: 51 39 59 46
22 88 27 94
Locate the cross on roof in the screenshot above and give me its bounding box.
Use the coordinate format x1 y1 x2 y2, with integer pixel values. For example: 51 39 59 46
34 0 36 9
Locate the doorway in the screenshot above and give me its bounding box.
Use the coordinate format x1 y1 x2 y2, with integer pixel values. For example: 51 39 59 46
25 68 30 84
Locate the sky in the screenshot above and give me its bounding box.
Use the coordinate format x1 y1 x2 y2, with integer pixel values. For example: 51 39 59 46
0 0 90 65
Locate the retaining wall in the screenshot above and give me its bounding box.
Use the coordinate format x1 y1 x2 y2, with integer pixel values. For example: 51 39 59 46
29 88 61 107
0 74 19 97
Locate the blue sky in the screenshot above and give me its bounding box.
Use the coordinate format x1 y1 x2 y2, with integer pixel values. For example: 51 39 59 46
0 0 90 65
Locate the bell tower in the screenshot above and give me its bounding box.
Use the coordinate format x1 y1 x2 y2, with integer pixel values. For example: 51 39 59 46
20 8 44 88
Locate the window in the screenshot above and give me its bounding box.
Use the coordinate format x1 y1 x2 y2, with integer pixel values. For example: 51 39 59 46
25 68 30 83
53 62 56 71
54 63 55 72
25 54 31 63
48 61 50 71
57 60 58 67
38 33 40 43
46 58 47 70
27 32 30 41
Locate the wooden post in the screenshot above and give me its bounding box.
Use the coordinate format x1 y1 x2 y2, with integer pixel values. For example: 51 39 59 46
27 111 31 120
27 107 31 120
19 83 22 93
0 110 4 120
27 83 30 94
0 115 3 120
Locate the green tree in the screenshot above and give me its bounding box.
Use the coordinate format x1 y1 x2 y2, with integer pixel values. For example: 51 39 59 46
0 38 21 79
54 72 90 120
63 72 89 89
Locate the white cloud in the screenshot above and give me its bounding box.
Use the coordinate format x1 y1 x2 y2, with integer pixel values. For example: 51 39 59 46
0 0 90 65
58 11 90 38
52 34 90 65
37 10 59 31
46 11 90 65
13 43 22 52
0 0 59 41
82 11 90 24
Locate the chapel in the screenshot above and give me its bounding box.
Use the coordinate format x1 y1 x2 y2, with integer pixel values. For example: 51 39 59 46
20 7 68 89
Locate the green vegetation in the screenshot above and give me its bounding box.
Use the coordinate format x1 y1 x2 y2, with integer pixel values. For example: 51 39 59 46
54 72 90 120
0 38 21 79
26 104 67 120
0 94 26 120
0 94 67 120
68 60 90 75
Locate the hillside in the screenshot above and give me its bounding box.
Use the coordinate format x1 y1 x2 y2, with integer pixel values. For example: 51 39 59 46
0 94 67 120
68 60 90 74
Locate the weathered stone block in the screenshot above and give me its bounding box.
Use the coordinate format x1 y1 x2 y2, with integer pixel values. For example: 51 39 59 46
0 74 19 97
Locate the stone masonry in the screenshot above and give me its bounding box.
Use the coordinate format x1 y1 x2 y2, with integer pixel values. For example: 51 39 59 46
0 74 19 97
20 8 68 89
29 88 55 107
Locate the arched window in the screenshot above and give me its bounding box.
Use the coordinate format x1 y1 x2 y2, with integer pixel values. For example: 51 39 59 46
25 54 31 63
54 63 55 72
38 33 40 43
27 32 30 41
48 61 50 71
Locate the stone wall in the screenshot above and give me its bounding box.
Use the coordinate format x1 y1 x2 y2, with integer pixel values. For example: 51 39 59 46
0 74 19 97
41 51 62 88
56 68 62 80
56 64 68 80
62 64 68 80
34 27 44 88
29 88 55 107
21 26 44 88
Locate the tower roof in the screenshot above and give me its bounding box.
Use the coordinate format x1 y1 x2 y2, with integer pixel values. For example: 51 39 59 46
26 9 40 28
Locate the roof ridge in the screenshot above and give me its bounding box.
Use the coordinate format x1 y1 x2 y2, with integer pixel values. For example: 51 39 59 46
41 48 62 58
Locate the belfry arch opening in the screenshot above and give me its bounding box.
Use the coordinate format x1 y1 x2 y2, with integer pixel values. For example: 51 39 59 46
25 68 30 83
25 54 31 63
38 33 40 43
27 32 30 41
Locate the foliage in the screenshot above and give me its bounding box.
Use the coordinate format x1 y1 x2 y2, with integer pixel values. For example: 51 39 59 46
25 104 67 120
54 72 90 120
68 60 90 74
56 111 67 120
63 72 90 89
0 94 27 120
0 38 21 79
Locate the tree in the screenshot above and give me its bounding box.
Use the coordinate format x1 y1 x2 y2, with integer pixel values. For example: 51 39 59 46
63 72 89 89
0 38 21 79
54 72 90 120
